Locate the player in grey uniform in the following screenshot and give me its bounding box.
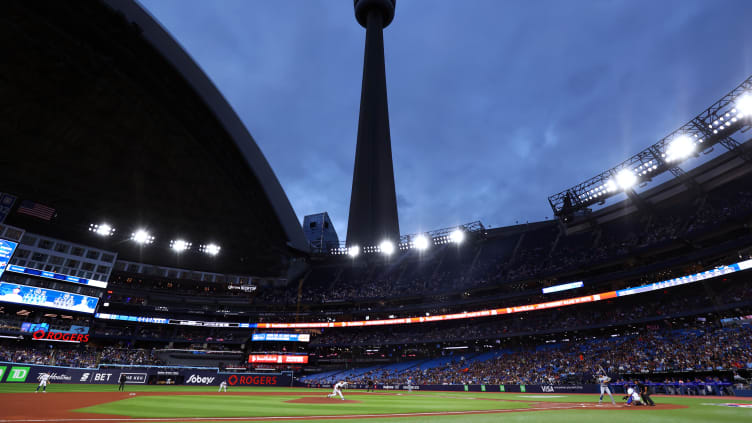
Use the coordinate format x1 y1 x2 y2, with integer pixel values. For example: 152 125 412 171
597 372 616 405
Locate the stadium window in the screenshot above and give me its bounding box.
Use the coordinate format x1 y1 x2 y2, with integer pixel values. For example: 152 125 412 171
86 250 100 260
15 249 30 258
31 252 47 261
324 222 329 228
309 222 317 228
21 235 37 245
65 259 80 268
96 265 110 274
71 247 84 256
81 262 95 271
101 253 115 263
54 243 69 253
49 256 64 265
39 239 53 249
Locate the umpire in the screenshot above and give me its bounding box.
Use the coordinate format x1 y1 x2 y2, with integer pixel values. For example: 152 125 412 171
637 381 655 406
118 373 126 392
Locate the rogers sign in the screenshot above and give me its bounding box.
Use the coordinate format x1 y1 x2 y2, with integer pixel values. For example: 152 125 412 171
227 375 278 386
32 330 89 343
248 354 308 364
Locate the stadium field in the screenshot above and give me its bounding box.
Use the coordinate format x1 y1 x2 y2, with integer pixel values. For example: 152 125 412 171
0 385 749 423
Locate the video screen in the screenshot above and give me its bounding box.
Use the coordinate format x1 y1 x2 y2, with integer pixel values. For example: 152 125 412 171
0 282 99 314
0 239 19 279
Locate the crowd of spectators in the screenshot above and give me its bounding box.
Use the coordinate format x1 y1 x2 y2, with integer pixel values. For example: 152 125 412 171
310 324 752 388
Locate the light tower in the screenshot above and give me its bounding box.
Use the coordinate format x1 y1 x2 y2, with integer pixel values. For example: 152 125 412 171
346 0 400 248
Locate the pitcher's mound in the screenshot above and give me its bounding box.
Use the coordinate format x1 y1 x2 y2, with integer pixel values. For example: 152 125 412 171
285 397 362 404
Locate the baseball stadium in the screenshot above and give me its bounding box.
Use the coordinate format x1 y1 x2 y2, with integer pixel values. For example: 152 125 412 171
1 1 751 422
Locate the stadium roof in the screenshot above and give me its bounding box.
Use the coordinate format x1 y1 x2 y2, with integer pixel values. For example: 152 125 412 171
0 1 308 275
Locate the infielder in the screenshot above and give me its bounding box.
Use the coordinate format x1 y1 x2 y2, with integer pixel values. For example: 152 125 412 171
35 373 50 393
218 380 227 392
597 372 616 405
327 380 347 400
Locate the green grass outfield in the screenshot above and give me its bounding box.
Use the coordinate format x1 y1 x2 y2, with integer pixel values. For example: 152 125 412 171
0 384 749 423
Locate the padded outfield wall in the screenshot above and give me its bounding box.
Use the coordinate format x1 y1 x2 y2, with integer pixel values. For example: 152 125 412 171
0 362 292 387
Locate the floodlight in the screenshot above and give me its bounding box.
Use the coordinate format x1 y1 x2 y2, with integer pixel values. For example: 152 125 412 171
131 229 154 245
200 243 221 256
413 235 429 250
348 245 360 257
450 229 465 244
379 240 394 255
737 94 752 117
89 223 115 237
170 239 191 252
615 169 637 190
665 135 695 162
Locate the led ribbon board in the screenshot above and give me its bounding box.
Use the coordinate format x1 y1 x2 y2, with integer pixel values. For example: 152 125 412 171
542 281 583 294
0 282 99 314
95 259 752 329
251 333 310 342
248 354 308 364
6 264 108 288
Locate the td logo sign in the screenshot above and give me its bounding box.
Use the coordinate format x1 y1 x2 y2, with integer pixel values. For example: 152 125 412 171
6 366 30 382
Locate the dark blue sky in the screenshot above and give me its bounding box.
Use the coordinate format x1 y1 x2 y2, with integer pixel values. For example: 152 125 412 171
140 0 752 238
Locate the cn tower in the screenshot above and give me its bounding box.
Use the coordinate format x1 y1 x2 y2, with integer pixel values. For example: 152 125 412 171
346 0 400 247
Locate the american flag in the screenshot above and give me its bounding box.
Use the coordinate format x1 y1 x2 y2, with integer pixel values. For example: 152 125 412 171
17 200 55 221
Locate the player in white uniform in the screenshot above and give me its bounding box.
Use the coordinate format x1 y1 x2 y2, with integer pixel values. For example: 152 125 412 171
327 380 347 400
625 386 642 406
597 373 616 405
218 380 227 392
35 373 50 393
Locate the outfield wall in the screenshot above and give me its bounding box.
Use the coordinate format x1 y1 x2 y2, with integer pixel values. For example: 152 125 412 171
302 382 602 394
0 362 292 386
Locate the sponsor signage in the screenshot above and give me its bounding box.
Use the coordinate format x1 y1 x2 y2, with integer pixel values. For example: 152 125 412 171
251 333 310 342
121 373 147 384
6 366 30 382
226 374 281 386
0 366 5 381
248 354 308 364
31 330 89 343
185 374 216 385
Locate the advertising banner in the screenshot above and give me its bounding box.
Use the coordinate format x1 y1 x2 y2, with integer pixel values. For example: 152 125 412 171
0 362 291 386
248 354 308 364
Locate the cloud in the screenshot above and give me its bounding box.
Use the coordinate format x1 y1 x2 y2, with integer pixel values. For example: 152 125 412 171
140 0 752 236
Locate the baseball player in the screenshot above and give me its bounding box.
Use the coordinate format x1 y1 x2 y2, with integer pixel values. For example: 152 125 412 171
218 380 228 392
407 376 413 393
35 373 50 393
118 373 126 392
597 372 616 405
626 385 642 406
326 380 347 401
